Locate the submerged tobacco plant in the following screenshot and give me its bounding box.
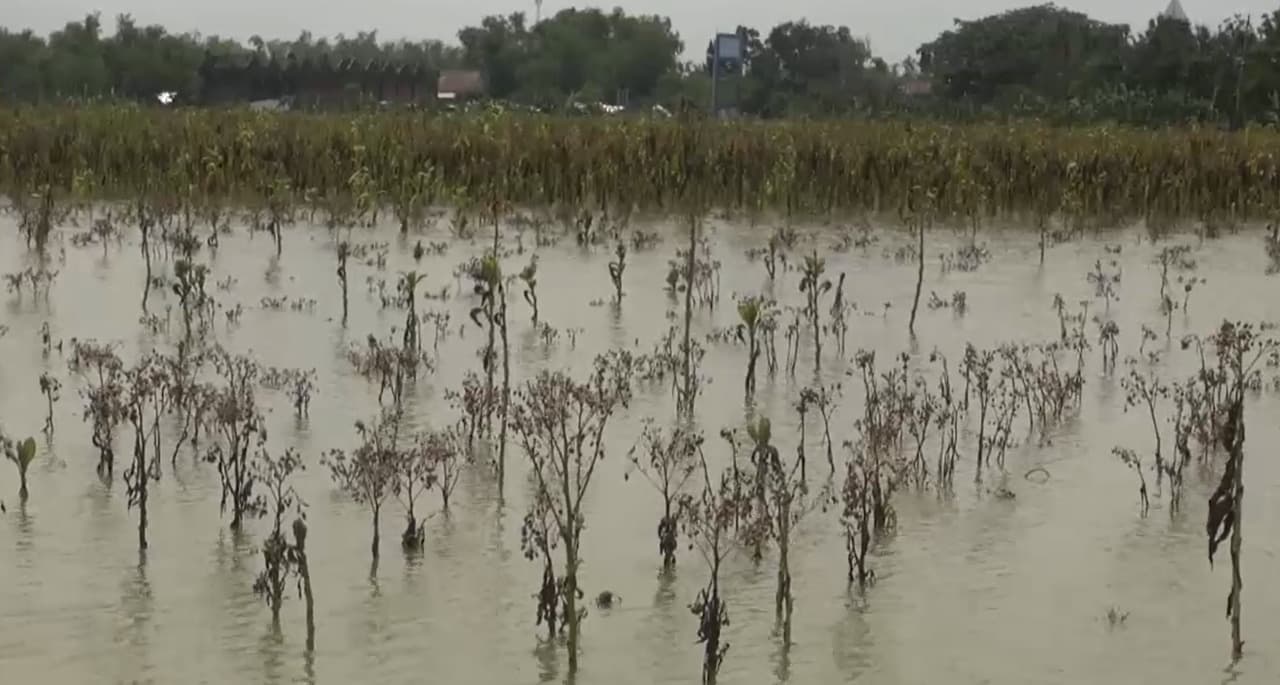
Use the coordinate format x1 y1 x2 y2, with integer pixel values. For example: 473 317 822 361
337 241 351 325
68 340 126 475
679 443 742 685
609 241 627 303
798 251 832 370
38 372 60 435
123 353 172 550
323 412 402 562
252 446 304 625
735 295 774 398
519 256 539 324
3 435 37 502
511 351 633 674
626 421 700 569
205 348 267 530
1204 321 1275 661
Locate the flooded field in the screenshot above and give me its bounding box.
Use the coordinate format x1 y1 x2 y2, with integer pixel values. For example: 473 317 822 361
2 214 1279 684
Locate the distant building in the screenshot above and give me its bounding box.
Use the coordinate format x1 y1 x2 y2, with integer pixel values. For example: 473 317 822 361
1162 0 1189 23
437 70 485 101
900 78 933 97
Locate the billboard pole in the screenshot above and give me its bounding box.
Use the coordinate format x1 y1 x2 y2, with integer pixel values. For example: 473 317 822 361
710 34 720 116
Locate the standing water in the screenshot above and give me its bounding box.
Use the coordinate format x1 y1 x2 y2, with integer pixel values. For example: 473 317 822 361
1 215 1279 684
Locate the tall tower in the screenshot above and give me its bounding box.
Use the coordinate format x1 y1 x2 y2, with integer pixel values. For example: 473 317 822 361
1162 0 1189 22
535 0 543 24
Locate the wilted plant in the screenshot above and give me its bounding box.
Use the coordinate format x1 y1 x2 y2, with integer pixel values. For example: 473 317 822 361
467 254 506 474
133 203 156 312
122 353 173 549
679 443 742 685
800 383 841 475
1167 380 1197 513
521 491 563 640
38 372 60 435
68 340 126 475
625 421 700 569
205 348 267 530
172 258 210 342
393 429 438 551
1156 245 1195 303
798 251 831 370
609 241 627 303
1205 321 1275 661
348 334 426 410
510 351 633 673
323 412 402 561
15 183 68 253
905 194 934 336
292 516 316 650
829 272 850 351
1112 447 1150 516
430 426 464 513
735 296 774 397
840 443 876 588
1120 361 1168 488
252 446 304 626
1265 224 1280 274
1087 259 1121 314
755 415 823 643
519 256 539 323
337 241 351 325
1098 319 1120 373
260 367 317 419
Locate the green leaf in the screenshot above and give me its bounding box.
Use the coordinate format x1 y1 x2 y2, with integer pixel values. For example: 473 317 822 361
17 437 36 470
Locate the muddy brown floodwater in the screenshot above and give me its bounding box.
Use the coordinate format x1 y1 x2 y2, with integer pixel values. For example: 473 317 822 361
1 215 1279 685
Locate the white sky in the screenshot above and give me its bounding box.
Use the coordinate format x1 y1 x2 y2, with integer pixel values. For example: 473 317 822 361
5 1 1275 62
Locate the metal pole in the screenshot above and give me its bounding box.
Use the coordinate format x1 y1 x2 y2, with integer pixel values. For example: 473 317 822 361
710 35 720 117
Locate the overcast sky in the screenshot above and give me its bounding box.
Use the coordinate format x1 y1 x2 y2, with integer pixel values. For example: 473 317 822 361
5 1 1276 62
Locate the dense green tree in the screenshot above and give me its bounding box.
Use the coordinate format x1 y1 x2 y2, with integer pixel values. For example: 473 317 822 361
7 4 1280 125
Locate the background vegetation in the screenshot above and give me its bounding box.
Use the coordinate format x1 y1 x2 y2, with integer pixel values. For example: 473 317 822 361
3 107 1280 221
5 5 1280 124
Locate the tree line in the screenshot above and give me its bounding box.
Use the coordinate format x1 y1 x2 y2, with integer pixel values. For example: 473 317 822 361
3 4 1280 124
